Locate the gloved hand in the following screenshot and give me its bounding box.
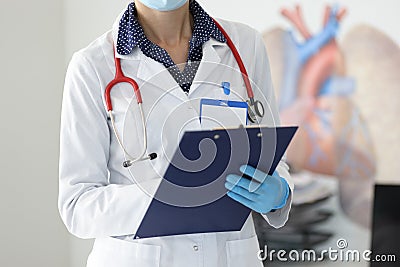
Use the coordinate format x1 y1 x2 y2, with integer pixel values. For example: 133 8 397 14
225 165 290 214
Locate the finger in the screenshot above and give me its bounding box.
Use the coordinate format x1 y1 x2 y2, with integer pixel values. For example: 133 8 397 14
240 165 267 183
226 174 242 185
227 191 255 209
226 176 262 193
225 178 248 190
228 185 258 202
224 180 235 191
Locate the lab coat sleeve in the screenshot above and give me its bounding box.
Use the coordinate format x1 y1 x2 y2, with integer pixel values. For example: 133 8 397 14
251 31 294 228
58 53 158 239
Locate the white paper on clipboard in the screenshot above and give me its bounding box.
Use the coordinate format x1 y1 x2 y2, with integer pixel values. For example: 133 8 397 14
200 99 248 129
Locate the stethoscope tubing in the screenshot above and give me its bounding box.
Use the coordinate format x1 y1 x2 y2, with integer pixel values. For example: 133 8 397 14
211 18 255 101
212 18 264 121
105 50 143 111
105 47 149 167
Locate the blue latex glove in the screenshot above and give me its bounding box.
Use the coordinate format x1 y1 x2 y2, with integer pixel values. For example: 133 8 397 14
225 165 290 214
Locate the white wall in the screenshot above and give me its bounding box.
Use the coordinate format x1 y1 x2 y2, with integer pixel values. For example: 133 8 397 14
64 0 400 62
64 0 129 63
62 1 399 266
199 0 400 44
0 0 69 266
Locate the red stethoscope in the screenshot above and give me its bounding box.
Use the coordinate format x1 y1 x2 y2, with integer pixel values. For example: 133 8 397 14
105 19 265 168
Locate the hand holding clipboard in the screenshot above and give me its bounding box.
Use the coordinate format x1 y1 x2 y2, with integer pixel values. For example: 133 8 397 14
134 126 298 239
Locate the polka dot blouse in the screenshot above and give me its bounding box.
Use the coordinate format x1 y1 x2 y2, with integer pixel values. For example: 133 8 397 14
116 0 226 93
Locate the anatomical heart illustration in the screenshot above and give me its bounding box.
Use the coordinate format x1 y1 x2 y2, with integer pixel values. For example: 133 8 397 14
262 5 400 228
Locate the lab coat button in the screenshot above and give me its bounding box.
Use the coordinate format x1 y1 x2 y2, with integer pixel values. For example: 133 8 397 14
193 245 199 251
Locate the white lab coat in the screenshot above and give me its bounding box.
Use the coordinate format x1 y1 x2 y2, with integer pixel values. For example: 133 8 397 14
58 13 294 267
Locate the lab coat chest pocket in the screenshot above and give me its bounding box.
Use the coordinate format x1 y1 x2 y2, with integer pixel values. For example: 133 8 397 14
226 235 263 267
87 237 161 267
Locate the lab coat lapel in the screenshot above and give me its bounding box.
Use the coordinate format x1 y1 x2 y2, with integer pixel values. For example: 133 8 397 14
189 39 228 96
136 54 188 102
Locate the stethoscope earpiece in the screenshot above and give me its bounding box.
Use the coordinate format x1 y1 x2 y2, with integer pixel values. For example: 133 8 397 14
148 153 158 160
123 161 132 168
123 153 158 168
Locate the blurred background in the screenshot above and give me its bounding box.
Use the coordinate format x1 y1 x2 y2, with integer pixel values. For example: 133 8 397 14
0 0 398 266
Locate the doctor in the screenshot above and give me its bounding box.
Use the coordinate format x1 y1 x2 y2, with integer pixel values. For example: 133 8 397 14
58 0 293 266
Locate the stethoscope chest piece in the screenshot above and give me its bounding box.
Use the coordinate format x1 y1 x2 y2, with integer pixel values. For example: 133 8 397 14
247 98 265 123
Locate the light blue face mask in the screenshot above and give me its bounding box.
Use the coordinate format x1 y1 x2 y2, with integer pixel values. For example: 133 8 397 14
138 0 188 12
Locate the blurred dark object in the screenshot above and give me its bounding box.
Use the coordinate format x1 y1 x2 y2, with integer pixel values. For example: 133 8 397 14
370 184 400 267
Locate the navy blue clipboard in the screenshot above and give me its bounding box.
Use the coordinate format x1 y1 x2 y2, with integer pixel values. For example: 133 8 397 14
134 126 298 239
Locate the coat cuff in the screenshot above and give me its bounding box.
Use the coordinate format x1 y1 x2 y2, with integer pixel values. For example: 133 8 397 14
260 160 294 228
261 189 293 228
